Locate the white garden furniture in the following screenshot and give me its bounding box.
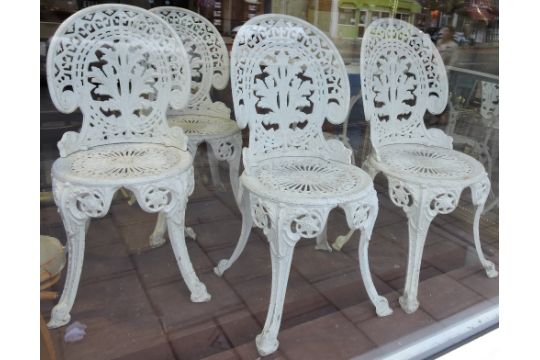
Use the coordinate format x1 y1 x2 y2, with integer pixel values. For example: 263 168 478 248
447 79 499 186
151 6 241 197
214 14 392 356
147 6 243 247
46 4 210 328
360 19 498 314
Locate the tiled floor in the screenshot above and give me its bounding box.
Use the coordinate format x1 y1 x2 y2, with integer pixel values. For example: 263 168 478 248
40 146 499 360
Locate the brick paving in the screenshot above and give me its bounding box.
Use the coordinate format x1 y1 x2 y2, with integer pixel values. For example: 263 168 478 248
40 148 499 359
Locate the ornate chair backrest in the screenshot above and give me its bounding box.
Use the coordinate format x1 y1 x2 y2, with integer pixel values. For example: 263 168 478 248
47 4 191 157
480 81 499 121
150 7 230 116
360 19 449 155
231 14 351 170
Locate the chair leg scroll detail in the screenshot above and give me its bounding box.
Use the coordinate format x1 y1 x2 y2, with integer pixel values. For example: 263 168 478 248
253 199 329 356
470 176 498 278
130 171 211 303
342 190 393 317
214 186 253 276
48 182 115 329
388 179 463 313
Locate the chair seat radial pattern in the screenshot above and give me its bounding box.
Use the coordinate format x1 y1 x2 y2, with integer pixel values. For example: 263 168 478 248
360 18 498 315
46 4 210 329
214 14 392 356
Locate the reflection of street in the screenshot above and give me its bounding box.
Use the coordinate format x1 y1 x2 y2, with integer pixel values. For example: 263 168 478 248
452 46 498 75
335 37 498 76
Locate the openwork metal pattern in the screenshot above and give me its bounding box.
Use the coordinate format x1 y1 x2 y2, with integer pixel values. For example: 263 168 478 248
378 144 479 180
480 82 499 120
149 7 229 114
47 5 191 156
231 14 351 169
361 18 450 153
359 19 498 315
148 7 242 203
216 14 390 357
447 79 499 214
54 143 189 182
168 115 238 137
254 158 368 197
46 4 210 330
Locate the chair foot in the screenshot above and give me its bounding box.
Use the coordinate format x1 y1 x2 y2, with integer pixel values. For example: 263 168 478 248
190 282 211 303
255 333 279 357
484 261 498 278
47 305 71 329
399 296 419 314
149 233 166 248
374 296 393 317
185 227 197 240
213 259 229 277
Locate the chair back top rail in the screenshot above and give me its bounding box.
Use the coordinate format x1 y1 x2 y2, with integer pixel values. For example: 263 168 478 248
47 4 191 157
231 14 351 169
150 6 230 116
360 18 450 154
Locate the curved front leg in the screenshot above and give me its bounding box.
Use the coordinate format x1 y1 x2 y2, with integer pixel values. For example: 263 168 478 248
256 231 296 356
389 179 461 313
253 198 330 356
48 180 115 328
342 191 392 317
131 171 210 303
470 176 498 278
165 203 210 302
214 187 253 276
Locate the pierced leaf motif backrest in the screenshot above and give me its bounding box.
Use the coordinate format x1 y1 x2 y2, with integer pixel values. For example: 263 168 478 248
47 4 191 156
231 15 350 167
150 7 229 114
361 19 448 153
480 81 499 120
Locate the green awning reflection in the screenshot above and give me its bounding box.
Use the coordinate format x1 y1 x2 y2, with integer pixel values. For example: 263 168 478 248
338 0 422 13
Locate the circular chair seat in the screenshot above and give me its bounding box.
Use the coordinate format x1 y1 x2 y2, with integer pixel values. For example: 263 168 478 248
169 115 240 141
372 144 486 185
242 157 373 205
41 235 66 286
52 143 192 186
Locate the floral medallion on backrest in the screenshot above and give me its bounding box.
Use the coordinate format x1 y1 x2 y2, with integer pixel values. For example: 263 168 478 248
47 4 191 157
231 15 350 170
151 7 230 117
360 19 449 154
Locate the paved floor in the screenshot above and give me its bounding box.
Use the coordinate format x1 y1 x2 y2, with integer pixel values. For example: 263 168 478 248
40 144 499 360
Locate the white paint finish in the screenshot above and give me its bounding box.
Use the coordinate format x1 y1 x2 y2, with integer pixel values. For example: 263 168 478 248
150 7 242 201
217 14 392 356
359 19 497 314
46 4 210 329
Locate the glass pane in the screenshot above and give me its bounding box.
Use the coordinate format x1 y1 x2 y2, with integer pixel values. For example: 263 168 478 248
40 1 499 359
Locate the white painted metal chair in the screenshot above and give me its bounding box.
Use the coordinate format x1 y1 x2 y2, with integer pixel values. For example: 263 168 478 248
360 19 498 314
143 7 242 247
447 80 499 183
46 4 210 328
214 14 392 356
